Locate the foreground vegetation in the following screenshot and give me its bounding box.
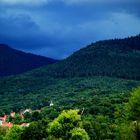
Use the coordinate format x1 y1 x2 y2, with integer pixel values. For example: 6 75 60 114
0 86 140 140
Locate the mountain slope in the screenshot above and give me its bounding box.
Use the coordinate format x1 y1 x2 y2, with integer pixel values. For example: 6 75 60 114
0 35 140 113
36 34 140 80
0 75 139 114
0 44 58 76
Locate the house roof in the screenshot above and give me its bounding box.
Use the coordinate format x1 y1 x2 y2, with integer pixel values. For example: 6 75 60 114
20 123 30 127
2 122 13 128
0 115 7 122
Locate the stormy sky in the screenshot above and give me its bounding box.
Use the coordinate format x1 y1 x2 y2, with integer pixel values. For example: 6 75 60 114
0 0 140 59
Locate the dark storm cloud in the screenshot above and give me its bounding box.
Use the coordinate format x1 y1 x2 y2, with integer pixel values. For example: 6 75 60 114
0 0 140 59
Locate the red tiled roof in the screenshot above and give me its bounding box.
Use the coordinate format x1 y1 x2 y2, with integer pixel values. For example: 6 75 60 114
2 123 13 128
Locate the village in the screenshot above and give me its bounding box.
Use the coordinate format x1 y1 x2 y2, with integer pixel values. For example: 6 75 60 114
0 101 54 129
0 109 32 128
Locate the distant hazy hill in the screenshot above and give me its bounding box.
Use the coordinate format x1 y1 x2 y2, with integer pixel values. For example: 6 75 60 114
39 34 140 80
0 44 58 76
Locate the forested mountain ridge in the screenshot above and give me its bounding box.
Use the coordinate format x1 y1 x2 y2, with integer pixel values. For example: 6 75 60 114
0 35 140 113
38 34 140 80
0 44 58 77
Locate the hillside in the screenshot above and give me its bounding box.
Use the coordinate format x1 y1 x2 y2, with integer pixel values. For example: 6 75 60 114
0 35 140 114
0 75 139 114
0 44 58 76
38 34 140 80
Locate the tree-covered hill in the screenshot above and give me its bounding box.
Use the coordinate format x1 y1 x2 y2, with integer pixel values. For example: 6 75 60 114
0 44 58 77
0 75 139 115
39 34 140 80
0 35 140 114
